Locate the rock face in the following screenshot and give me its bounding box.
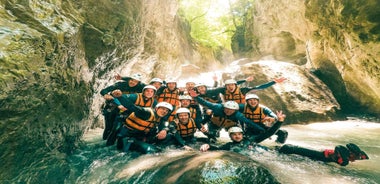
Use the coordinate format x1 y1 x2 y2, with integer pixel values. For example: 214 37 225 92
238 60 341 123
0 0 207 182
237 0 380 116
1 0 378 182
116 151 279 183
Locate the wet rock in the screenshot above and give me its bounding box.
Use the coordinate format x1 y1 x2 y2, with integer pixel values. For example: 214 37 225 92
116 151 279 184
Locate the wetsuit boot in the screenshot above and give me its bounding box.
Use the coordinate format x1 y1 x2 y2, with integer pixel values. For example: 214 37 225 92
324 145 350 166
275 129 288 144
346 143 369 161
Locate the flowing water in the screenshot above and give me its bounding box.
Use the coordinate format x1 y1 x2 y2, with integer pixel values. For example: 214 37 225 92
66 118 380 184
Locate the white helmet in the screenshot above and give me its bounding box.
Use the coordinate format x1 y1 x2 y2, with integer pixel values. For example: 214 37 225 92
245 93 260 101
131 73 142 81
223 101 239 110
195 82 206 88
156 102 173 111
142 85 157 93
149 78 163 84
186 80 195 85
165 77 177 84
179 95 192 100
224 79 237 85
228 126 243 134
176 107 190 115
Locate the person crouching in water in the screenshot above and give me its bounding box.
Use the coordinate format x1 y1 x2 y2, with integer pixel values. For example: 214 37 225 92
200 112 369 166
116 101 173 154
199 110 287 152
241 93 288 144
188 89 266 143
155 108 210 150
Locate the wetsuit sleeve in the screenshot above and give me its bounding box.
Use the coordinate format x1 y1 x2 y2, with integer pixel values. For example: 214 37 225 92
113 94 135 106
240 81 276 94
235 112 265 133
236 79 246 85
100 84 118 96
213 80 218 87
194 96 222 112
121 77 131 81
263 106 278 120
206 86 225 96
253 120 283 143
156 86 166 96
238 103 245 113
123 99 152 119
172 123 187 147
113 97 122 106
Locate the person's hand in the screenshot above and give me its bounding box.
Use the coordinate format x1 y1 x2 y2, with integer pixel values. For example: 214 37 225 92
118 105 127 112
206 109 213 115
111 90 122 97
156 130 167 140
262 117 275 126
245 76 254 82
200 125 208 133
103 94 114 100
183 145 193 151
212 74 218 81
114 73 122 80
274 77 286 83
276 110 286 122
188 89 199 98
200 144 210 152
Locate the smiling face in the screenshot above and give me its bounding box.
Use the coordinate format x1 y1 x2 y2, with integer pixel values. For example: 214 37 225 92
196 85 207 95
177 113 190 124
229 132 243 142
156 107 170 117
167 82 176 90
186 82 195 90
180 99 191 108
143 88 155 98
128 78 139 87
226 83 236 92
247 98 259 108
151 82 162 90
224 108 236 116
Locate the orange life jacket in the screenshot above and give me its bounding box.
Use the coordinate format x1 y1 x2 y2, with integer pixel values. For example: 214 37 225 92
210 116 238 129
224 86 245 103
188 106 197 120
134 93 155 107
157 88 180 107
243 105 266 123
176 119 197 138
124 108 159 133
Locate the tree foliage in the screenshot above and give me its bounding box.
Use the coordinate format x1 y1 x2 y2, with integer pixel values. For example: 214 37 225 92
179 0 254 52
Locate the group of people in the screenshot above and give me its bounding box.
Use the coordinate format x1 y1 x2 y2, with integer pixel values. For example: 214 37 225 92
99 73 369 166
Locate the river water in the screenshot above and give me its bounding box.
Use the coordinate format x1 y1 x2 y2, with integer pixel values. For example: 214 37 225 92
67 118 380 184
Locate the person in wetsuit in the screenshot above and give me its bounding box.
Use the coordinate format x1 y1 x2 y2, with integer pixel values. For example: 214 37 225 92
240 93 288 144
116 101 173 154
200 112 369 166
105 85 158 146
100 73 146 140
188 89 265 143
155 107 208 150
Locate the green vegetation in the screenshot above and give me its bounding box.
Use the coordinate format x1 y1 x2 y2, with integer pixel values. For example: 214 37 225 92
179 0 254 51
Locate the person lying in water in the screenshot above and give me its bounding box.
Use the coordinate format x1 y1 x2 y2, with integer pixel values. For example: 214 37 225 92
199 126 369 166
